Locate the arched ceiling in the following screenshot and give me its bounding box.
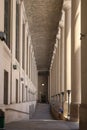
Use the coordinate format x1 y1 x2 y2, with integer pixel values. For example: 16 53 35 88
24 0 63 71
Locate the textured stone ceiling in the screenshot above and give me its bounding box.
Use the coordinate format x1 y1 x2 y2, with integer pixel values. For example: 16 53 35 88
24 0 63 71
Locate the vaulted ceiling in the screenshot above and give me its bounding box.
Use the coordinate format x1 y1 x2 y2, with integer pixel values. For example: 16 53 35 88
24 0 63 71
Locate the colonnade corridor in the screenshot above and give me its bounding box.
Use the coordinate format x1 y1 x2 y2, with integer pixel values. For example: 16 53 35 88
6 103 79 130
0 0 87 130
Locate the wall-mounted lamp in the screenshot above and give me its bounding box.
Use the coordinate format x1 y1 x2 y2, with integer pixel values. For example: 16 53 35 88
42 83 45 86
13 65 17 70
0 31 6 42
80 33 87 40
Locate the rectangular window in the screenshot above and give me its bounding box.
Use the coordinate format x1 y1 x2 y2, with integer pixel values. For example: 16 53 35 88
22 23 25 69
16 79 18 103
4 0 10 48
4 70 9 104
29 46 30 78
22 83 24 102
29 90 30 101
16 2 20 61
26 86 28 101
26 36 28 75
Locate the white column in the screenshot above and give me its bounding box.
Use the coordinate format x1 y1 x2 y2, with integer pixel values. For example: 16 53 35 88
65 7 71 92
58 27 63 106
53 49 57 101
56 48 59 96
80 0 87 129
52 56 56 100
56 28 61 102
61 26 65 92
59 27 62 94
63 0 71 118
55 40 58 102
49 68 52 102
55 50 57 102
55 42 58 85
59 12 65 93
71 0 81 122
59 11 65 109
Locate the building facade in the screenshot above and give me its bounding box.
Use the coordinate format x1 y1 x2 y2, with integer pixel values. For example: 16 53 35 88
0 0 87 130
0 0 38 123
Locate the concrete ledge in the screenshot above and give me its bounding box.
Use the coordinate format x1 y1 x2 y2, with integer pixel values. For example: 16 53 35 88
4 101 37 123
80 103 87 130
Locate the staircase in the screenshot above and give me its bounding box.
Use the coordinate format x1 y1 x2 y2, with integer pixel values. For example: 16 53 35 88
6 103 79 130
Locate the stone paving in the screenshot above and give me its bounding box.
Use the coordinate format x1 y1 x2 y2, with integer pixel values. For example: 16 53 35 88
6 103 79 130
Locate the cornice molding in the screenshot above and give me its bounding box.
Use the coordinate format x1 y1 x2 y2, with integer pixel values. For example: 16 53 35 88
63 0 71 10
59 10 65 28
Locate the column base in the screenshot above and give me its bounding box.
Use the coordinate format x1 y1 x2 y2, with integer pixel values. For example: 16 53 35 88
63 101 68 119
70 103 80 122
80 103 87 130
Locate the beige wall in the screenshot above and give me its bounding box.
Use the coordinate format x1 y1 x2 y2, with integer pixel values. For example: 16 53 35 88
0 0 38 123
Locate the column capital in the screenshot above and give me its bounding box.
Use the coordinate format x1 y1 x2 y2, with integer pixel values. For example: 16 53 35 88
52 55 55 62
30 44 33 52
63 0 71 10
55 40 58 48
50 57 53 68
53 48 56 55
59 10 65 28
31 44 35 57
59 21 64 28
56 27 61 40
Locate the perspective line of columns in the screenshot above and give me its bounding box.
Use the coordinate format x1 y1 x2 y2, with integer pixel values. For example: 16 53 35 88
49 0 81 122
